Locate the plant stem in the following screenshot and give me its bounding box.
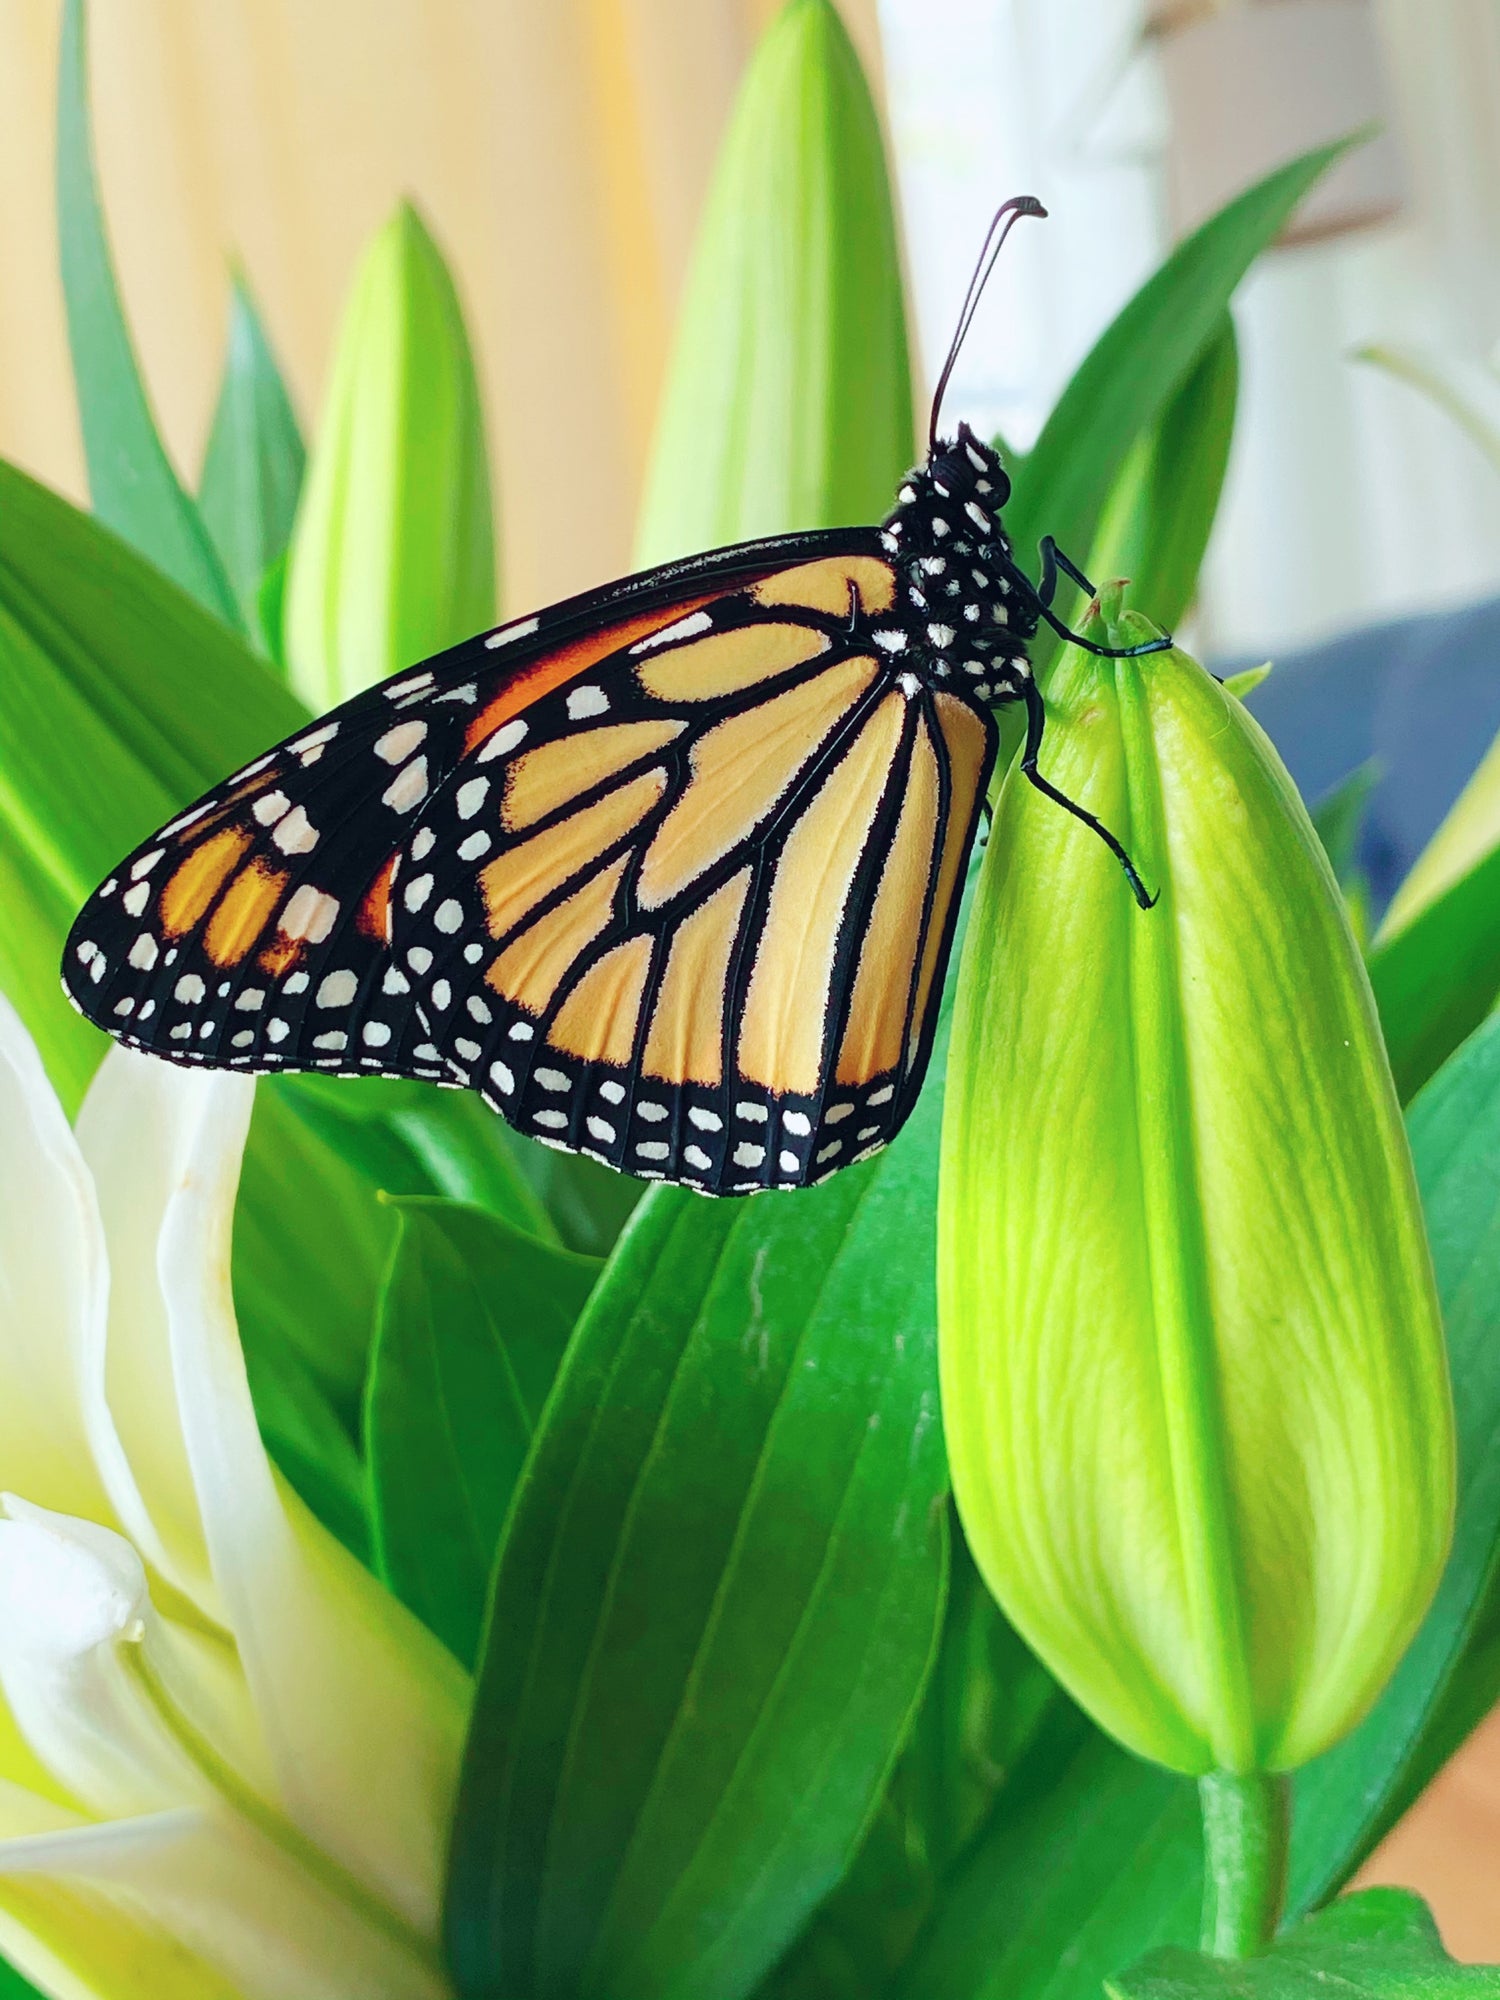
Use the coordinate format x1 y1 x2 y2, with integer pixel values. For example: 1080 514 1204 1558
1199 1769 1290 1957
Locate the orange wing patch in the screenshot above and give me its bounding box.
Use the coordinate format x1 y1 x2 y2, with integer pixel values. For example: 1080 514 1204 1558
464 592 727 756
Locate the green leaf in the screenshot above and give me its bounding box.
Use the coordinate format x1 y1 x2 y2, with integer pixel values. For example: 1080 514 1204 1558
0 456 304 1102
757 1517 1072 2000
198 273 306 649
634 0 913 565
1311 760 1380 944
55 0 240 626
367 1199 600 1666
284 201 495 709
1311 760 1381 888
1108 1888 1500 1998
1222 665 1272 702
243 1337 371 1565
1367 837 1500 1103
894 1005 1500 2000
1007 138 1355 650
1086 313 1239 631
446 1088 950 2000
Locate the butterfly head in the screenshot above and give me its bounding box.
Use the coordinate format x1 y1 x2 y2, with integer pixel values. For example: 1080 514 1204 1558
928 422 1012 510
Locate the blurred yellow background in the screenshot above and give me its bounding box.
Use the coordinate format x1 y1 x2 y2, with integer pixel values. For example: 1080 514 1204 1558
0 0 884 615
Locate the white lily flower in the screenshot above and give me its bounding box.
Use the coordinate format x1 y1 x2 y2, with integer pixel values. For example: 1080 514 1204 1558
0 995 469 2000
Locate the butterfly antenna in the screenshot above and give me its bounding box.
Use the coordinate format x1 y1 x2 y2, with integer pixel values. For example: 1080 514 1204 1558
928 195 1047 454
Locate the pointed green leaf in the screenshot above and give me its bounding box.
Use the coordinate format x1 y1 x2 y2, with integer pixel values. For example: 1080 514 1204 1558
1007 138 1355 644
367 1200 599 1666
56 0 240 625
1368 837 1500 1102
446 1086 950 2000
199 273 306 649
1086 314 1238 631
1108 1888 1500 1998
1222 664 1272 702
634 0 912 565
285 202 495 708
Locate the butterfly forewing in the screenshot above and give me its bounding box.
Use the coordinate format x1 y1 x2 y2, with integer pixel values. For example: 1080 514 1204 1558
63 530 995 1194
386 555 994 1192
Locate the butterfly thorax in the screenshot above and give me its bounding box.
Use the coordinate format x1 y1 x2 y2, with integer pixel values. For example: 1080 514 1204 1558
876 420 1036 710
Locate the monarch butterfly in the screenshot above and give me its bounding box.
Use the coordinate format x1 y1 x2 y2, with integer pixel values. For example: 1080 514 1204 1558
62 197 1165 1197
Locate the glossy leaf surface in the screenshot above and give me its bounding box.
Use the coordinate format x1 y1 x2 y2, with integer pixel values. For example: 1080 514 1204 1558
1109 1888 1500 1999
447 1088 949 2000
367 1199 600 1666
198 273 306 649
1087 313 1238 631
1008 140 1351 646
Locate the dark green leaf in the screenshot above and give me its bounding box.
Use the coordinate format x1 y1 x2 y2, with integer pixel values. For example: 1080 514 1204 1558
1086 313 1239 631
759 1518 1071 2000
367 1199 600 1666
1008 138 1354 649
198 273 306 647
894 1736 1198 2000
894 1007 1500 2000
0 456 303 1106
0 1954 42 2000
55 0 239 625
446 1085 950 2000
243 1336 370 1565
1311 760 1382 887
1368 839 1500 1103
1108 1888 1500 1998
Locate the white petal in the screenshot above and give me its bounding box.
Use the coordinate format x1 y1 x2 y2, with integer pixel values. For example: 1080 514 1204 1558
0 1501 184 1821
0 998 125 1532
149 1064 468 1929
74 1048 249 1620
0 1809 446 2000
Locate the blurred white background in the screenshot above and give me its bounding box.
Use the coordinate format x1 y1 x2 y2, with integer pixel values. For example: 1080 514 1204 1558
879 0 1500 659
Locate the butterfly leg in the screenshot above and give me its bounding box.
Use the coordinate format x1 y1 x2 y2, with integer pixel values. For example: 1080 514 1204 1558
1020 679 1156 909
1027 537 1173 660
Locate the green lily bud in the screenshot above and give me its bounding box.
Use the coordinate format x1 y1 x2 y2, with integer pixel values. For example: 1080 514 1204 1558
284 201 494 710
939 595 1454 1777
633 0 912 566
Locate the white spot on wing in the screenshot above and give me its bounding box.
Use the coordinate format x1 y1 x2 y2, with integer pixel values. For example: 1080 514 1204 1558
478 718 528 763
272 805 318 854
317 970 359 1008
280 886 340 943
485 616 539 649
631 610 713 654
566 685 609 721
128 935 159 971
456 776 490 820
383 757 430 813
376 720 427 764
